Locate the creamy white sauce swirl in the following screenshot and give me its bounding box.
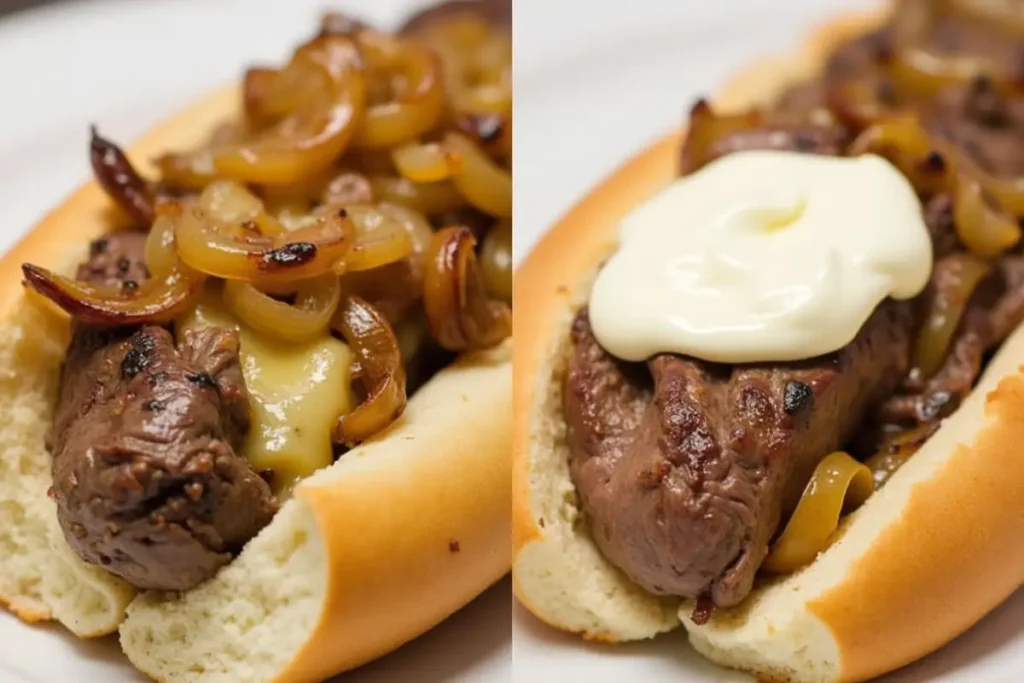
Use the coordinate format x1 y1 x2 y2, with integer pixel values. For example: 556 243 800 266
589 150 933 363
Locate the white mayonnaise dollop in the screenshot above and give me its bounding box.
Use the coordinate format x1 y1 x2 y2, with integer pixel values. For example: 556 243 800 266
588 150 932 363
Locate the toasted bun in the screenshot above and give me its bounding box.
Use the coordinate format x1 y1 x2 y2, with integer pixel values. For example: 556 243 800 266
0 84 511 681
512 7 1024 683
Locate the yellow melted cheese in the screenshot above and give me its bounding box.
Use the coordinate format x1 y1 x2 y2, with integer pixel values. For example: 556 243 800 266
179 289 354 492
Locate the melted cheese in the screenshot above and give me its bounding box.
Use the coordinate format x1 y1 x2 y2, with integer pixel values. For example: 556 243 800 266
179 289 354 491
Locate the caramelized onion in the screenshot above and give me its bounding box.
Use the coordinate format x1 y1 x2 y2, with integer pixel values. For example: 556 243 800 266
341 203 433 324
848 114 951 193
763 452 874 574
332 295 408 445
391 140 457 182
145 214 180 279
826 77 894 129
681 100 763 175
174 206 351 283
444 132 512 216
852 115 1023 256
89 128 155 226
480 218 512 302
224 275 341 341
353 31 445 148
953 175 1022 256
891 46 1006 97
198 180 284 234
341 205 415 272
424 226 511 351
163 36 367 186
913 254 991 379
368 174 464 214
22 264 203 327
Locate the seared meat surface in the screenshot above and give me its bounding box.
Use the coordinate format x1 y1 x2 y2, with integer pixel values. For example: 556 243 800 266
51 231 277 591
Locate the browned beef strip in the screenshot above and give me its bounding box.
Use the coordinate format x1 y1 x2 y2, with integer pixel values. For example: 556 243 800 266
879 255 1024 424
565 302 913 606
51 230 277 591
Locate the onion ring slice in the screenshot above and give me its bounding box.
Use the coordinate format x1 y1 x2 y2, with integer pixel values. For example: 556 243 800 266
332 294 408 446
423 226 511 351
224 275 341 341
21 264 204 327
763 452 874 574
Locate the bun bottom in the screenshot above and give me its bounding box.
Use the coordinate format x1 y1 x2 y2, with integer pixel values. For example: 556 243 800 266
512 7 1024 682
0 85 512 683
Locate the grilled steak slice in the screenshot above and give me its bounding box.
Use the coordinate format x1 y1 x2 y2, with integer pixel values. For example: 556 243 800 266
565 303 913 606
880 255 1024 424
50 230 277 591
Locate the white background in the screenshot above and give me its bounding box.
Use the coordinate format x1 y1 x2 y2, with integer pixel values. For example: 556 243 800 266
512 1 1024 681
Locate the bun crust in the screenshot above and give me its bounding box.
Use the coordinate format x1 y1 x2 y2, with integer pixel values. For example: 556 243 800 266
512 7 1024 682
0 84 512 682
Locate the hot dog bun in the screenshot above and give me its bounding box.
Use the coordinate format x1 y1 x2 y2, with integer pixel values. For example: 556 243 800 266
512 8 1024 683
0 83 511 682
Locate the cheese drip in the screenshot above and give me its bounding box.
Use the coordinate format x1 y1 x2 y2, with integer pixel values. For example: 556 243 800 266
179 290 354 491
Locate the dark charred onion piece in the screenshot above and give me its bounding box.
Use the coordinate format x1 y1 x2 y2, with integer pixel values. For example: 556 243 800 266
680 99 763 175
162 36 366 186
954 175 1022 256
368 175 464 214
913 254 991 379
353 31 445 148
480 218 512 302
89 128 155 226
332 295 408 446
424 226 511 351
173 206 352 283
763 452 874 574
224 275 341 341
864 421 942 489
22 264 203 327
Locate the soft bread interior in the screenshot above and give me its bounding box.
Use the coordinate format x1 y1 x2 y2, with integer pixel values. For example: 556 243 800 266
120 342 511 683
0 245 135 636
513 273 680 641
119 485 326 683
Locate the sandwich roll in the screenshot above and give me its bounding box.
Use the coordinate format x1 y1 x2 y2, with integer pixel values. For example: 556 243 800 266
513 6 1024 683
0 4 513 680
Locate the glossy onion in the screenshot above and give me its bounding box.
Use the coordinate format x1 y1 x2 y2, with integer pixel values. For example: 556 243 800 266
763 452 874 574
332 294 408 445
423 226 511 351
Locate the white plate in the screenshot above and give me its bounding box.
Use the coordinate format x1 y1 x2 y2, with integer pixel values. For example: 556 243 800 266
0 1 510 681
511 0 1024 681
